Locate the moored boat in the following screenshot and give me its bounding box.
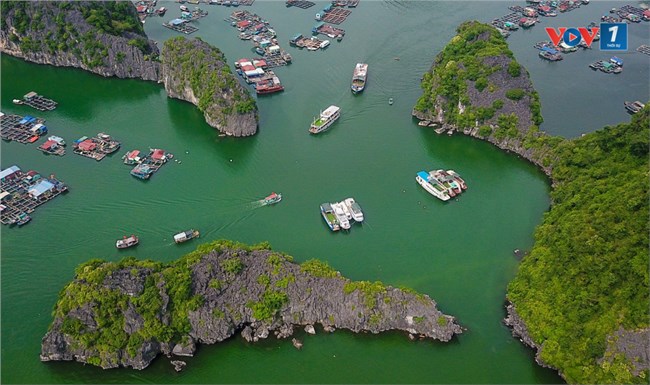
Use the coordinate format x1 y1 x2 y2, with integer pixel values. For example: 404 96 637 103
263 192 282 205
416 171 450 201
344 198 364 222
16 212 31 226
447 170 467 190
309 105 341 134
174 229 200 244
624 101 645 114
116 235 139 249
351 63 368 94
320 203 340 231
331 202 351 230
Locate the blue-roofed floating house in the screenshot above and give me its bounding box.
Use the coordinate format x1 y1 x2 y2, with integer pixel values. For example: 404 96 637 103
28 180 55 199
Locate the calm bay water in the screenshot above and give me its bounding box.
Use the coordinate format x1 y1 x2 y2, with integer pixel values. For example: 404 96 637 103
1 1 647 383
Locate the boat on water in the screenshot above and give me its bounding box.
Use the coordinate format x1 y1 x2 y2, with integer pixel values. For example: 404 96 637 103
157 6 167 15
12 99 23 105
174 229 200 244
255 77 284 94
320 203 340 231
180 5 189 11
16 212 31 227
331 202 351 230
351 63 368 94
263 192 282 205
388 98 394 105
416 171 451 201
309 105 341 134
447 170 467 190
624 101 645 114
344 198 364 222
539 47 563 61
116 235 139 249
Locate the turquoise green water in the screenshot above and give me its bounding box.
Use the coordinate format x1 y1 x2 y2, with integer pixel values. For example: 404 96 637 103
2 1 647 383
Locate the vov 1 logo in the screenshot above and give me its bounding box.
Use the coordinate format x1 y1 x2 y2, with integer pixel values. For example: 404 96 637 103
545 26 600 48
545 23 628 51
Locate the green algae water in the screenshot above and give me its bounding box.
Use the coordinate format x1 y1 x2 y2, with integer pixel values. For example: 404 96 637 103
1 1 647 383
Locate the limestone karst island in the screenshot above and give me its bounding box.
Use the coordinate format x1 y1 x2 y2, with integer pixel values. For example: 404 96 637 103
1 1 648 384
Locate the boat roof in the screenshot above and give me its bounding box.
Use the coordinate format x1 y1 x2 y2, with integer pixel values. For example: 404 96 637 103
541 46 559 54
417 171 430 180
610 56 623 65
321 202 333 211
322 105 340 115
0 165 20 179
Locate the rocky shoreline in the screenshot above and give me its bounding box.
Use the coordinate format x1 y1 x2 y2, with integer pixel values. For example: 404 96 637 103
1 1 257 137
41 241 462 370
0 1 160 82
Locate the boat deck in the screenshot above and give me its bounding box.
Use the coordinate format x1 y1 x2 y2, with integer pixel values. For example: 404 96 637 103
0 114 46 144
37 143 65 157
294 36 326 51
0 169 68 226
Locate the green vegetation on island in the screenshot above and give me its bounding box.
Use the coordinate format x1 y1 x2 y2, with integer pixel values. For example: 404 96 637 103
0 1 159 80
413 21 558 170
507 108 649 384
414 20 649 383
161 37 258 136
42 240 461 370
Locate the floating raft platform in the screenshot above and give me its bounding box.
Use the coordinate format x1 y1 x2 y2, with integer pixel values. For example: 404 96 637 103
129 149 173 180
38 139 65 156
332 0 360 7
163 20 198 34
293 36 327 51
286 0 315 9
73 133 121 161
322 8 351 25
18 91 58 111
0 114 48 144
314 23 345 38
0 165 68 226
637 45 650 56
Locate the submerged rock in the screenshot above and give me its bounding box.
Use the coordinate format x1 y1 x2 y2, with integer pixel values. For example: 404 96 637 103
41 240 462 370
171 360 186 372
291 338 303 350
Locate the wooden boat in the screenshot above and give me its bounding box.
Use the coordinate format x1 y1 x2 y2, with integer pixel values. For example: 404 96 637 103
174 229 200 244
116 235 139 249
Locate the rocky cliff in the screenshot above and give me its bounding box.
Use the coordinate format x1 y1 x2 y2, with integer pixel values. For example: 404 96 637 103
161 37 258 137
0 1 160 81
41 240 461 370
412 21 559 178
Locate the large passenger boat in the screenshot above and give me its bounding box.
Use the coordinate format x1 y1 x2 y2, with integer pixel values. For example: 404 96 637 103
416 171 450 201
309 105 340 134
344 198 364 222
351 63 368 94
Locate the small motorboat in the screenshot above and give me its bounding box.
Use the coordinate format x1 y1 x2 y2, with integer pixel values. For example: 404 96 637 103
12 99 23 105
388 98 394 105
16 212 31 226
263 192 282 205
116 235 139 249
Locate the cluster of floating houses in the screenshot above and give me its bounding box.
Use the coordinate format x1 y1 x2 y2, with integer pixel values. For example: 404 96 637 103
73 133 122 161
162 5 209 34
123 148 174 179
1 113 48 144
416 169 468 202
235 58 284 94
589 56 624 74
227 10 292 67
492 0 591 37
288 1 359 51
320 198 364 232
0 165 68 226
